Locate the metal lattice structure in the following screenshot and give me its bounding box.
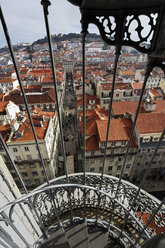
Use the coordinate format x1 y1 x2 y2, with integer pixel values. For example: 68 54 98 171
0 0 165 247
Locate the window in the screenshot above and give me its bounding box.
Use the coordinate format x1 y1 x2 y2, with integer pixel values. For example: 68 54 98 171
108 166 113 171
124 173 128 178
118 157 123 161
13 148 18 152
121 141 126 146
24 147 29 151
111 150 114 154
111 141 115 147
153 137 159 142
22 172 28 177
16 156 21 161
90 159 95 164
101 142 106 147
143 138 150 143
35 179 40 185
90 167 95 172
99 167 103 172
32 171 38 176
25 180 31 186
126 164 131 169
27 155 32 161
127 156 132 162
29 164 35 168
117 165 122 170
18 164 24 169
91 151 95 156
116 174 120 178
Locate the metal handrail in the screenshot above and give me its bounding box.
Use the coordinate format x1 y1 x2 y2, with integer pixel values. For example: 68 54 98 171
0 183 151 247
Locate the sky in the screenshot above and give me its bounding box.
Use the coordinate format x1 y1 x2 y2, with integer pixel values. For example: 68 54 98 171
0 0 98 48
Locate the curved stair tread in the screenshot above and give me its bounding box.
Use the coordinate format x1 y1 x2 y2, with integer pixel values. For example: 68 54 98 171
65 221 89 248
88 226 107 248
40 228 71 248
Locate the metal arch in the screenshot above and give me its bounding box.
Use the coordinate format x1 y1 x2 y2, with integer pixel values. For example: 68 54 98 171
80 7 162 53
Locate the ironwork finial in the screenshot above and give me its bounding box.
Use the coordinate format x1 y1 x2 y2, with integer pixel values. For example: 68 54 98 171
41 0 51 15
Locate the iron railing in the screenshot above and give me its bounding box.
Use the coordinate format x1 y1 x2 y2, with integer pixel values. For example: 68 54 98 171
0 174 165 247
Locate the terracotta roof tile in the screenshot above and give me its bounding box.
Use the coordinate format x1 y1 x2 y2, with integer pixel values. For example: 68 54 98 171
113 100 165 116
101 83 132 91
0 101 9 112
86 135 99 151
136 112 165 134
96 118 136 146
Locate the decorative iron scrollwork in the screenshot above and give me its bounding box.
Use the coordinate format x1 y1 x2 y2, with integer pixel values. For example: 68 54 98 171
95 16 116 42
123 13 158 51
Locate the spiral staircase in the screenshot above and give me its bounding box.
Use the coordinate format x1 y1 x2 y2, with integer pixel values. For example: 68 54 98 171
0 174 163 248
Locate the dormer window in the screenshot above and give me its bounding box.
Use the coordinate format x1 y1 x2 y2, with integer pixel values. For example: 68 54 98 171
153 137 159 142
143 137 150 143
121 141 126 147
101 142 106 147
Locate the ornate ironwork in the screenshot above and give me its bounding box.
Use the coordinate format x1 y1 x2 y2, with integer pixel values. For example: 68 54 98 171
81 7 162 53
0 174 164 247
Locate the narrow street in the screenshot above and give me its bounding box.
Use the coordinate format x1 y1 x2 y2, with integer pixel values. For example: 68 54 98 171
62 72 80 172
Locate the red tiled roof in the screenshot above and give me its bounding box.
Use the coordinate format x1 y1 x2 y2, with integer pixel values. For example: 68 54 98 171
10 112 54 142
0 77 15 83
77 94 100 106
86 135 99 151
119 70 135 76
0 124 11 142
96 118 136 146
0 101 9 112
101 83 132 91
133 82 149 90
150 88 163 97
136 112 165 134
136 212 165 235
113 100 165 116
4 90 55 104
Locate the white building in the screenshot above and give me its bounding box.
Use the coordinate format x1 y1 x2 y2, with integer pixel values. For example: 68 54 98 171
0 155 41 247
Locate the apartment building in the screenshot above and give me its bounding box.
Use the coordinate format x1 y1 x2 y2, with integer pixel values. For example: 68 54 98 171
0 109 59 189
83 111 137 179
130 112 165 182
97 81 134 109
3 89 56 112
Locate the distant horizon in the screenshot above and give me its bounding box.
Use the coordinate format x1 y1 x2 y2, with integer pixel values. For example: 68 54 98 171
0 32 101 49
0 0 98 48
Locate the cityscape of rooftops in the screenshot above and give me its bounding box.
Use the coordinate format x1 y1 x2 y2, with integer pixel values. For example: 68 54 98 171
0 0 165 247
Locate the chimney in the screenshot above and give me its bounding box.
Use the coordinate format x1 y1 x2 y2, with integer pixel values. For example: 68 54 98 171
143 98 156 112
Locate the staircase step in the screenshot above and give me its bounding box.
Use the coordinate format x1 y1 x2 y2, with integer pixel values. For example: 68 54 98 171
40 227 71 248
66 220 89 248
88 226 107 248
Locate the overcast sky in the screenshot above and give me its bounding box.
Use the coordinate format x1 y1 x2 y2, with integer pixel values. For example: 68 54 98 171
0 0 98 48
